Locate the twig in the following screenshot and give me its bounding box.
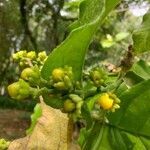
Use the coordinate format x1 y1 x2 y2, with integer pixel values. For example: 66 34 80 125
19 0 38 51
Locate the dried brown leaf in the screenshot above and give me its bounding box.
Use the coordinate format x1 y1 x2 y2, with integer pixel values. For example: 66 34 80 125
8 103 80 150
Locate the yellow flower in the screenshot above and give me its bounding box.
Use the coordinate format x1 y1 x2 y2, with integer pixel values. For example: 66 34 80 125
98 93 114 110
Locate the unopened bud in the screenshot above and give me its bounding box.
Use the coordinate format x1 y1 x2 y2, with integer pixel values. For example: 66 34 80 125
26 51 36 59
53 82 66 90
21 67 40 81
90 68 107 87
52 68 64 82
38 51 47 61
69 94 82 103
12 50 27 60
64 75 72 88
63 99 76 113
7 79 30 100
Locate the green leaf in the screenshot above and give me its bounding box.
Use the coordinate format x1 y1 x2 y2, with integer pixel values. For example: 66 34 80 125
108 79 150 137
78 127 91 147
123 71 144 87
80 123 150 150
64 0 81 9
43 95 64 109
81 103 93 129
41 0 121 81
109 126 150 150
133 12 150 54
124 60 150 86
26 104 42 134
115 82 128 96
79 80 150 149
130 60 150 80
86 94 101 110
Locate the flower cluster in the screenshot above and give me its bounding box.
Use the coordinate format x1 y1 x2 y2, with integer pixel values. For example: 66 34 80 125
51 67 74 91
89 68 107 87
8 51 121 121
13 50 47 68
8 51 48 100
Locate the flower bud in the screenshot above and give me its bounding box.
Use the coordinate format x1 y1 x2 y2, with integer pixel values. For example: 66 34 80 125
26 51 36 60
63 99 76 113
90 68 107 87
17 50 27 57
76 101 83 110
38 51 47 61
63 75 72 89
52 68 64 82
12 50 27 60
53 82 66 90
7 79 30 100
12 53 18 60
64 66 73 77
51 67 74 91
69 94 82 103
113 104 120 109
21 67 40 81
19 61 24 67
7 82 19 99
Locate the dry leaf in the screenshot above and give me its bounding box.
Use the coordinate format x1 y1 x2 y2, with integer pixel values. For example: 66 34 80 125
8 103 80 150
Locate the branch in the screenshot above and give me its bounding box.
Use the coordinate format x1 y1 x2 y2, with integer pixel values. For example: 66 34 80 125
120 45 134 72
19 0 38 51
45 0 65 47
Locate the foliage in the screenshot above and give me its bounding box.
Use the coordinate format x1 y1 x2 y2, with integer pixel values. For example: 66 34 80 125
41 0 120 80
0 0 75 96
26 104 42 134
1 0 149 97
133 12 150 53
4 0 150 149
